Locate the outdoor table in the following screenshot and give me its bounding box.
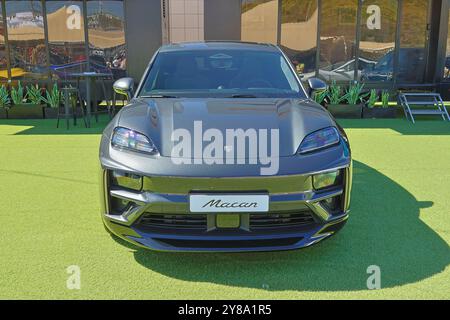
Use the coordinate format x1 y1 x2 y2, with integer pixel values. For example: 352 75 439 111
70 72 111 127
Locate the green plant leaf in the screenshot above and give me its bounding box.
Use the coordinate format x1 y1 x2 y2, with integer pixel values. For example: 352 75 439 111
42 83 61 108
0 85 10 108
327 81 345 105
381 90 390 108
344 82 366 105
26 84 44 105
367 89 378 108
313 89 328 104
11 81 24 105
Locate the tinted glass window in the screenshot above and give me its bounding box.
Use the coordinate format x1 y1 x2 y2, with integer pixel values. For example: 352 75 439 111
140 49 303 98
87 0 126 79
46 1 86 79
241 0 278 44
0 6 7 83
398 0 428 83
444 8 450 80
280 0 318 79
319 0 357 82
6 0 47 80
360 0 397 82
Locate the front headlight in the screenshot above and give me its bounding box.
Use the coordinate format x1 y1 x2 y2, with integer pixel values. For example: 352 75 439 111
298 127 340 154
111 127 158 155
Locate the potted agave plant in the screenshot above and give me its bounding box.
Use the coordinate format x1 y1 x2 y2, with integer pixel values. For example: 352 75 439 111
362 89 379 118
7 81 45 119
0 85 10 119
312 88 328 106
43 84 62 119
325 81 345 115
326 81 365 118
380 90 397 118
363 89 397 118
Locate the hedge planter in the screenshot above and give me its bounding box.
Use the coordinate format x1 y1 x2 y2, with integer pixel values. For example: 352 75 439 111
327 104 362 119
0 108 7 119
362 107 398 119
7 104 45 119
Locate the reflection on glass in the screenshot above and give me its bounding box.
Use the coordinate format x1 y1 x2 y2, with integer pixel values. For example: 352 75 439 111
5 0 47 80
241 0 278 44
0 7 7 82
444 9 450 79
280 0 317 79
359 0 397 82
398 0 428 83
46 1 86 80
87 0 126 79
319 0 357 82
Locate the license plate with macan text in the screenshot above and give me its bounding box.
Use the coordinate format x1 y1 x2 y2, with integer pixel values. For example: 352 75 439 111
189 194 269 213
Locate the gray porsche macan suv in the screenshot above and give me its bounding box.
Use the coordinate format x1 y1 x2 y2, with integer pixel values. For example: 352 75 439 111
99 42 352 252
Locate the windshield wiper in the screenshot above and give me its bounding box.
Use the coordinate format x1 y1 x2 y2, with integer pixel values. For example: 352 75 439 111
141 94 179 98
228 94 260 98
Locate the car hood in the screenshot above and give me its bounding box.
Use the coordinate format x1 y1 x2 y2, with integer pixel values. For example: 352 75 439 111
117 98 336 158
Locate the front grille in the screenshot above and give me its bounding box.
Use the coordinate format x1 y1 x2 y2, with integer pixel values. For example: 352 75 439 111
154 237 304 249
137 214 207 231
250 210 316 230
135 210 317 233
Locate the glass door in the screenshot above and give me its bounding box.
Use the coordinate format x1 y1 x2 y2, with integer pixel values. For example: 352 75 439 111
280 0 318 79
397 0 431 83
318 0 358 82
359 0 398 83
443 4 450 80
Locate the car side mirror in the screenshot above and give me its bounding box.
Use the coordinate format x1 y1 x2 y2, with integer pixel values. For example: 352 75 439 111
113 77 135 100
307 77 327 96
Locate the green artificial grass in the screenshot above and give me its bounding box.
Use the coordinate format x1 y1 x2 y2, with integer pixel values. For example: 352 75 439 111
0 117 449 299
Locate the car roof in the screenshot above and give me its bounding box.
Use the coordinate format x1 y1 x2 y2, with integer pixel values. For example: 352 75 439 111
159 41 279 53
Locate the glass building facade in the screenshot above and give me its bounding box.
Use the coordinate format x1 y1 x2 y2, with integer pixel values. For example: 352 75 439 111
1 0 450 92
240 0 450 88
0 0 126 83
446 6 450 79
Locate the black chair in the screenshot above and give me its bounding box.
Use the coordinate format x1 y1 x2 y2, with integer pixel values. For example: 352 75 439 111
56 87 87 129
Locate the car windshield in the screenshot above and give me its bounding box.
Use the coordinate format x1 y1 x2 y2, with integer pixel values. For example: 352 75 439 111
139 49 305 98
373 52 393 71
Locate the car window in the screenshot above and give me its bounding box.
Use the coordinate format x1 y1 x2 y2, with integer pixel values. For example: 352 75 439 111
335 61 354 72
374 53 392 71
280 56 300 92
139 49 305 98
359 60 375 70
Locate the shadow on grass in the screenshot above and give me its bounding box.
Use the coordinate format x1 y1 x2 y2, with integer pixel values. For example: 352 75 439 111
0 116 111 135
113 161 450 292
338 118 450 136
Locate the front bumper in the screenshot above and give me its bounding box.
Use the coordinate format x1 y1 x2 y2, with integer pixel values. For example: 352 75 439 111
100 164 352 252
